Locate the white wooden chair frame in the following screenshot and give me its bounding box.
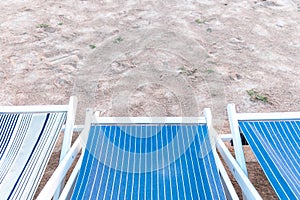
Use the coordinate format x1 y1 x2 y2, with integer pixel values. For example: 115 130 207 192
0 96 78 199
37 107 264 200
224 103 300 199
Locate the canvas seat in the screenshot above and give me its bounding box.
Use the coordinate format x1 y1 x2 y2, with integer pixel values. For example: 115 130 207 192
0 96 77 200
227 104 300 199
39 108 262 200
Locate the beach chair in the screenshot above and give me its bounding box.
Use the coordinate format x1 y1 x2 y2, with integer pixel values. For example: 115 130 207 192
0 96 77 200
227 104 300 199
38 108 263 200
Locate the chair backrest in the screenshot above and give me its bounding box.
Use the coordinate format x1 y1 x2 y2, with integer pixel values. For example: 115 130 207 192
71 110 227 199
0 98 76 200
227 104 300 199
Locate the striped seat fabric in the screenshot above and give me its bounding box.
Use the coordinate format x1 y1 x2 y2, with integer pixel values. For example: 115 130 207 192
0 112 66 200
239 120 300 199
72 123 226 200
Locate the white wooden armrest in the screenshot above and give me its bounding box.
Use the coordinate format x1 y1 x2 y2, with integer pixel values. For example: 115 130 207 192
59 153 83 200
216 138 262 200
37 137 82 200
213 149 239 199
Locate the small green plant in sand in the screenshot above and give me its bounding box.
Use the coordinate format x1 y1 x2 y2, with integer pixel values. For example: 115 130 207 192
247 89 269 104
195 19 205 24
36 23 49 28
89 44 96 49
58 22 63 26
114 36 123 43
206 69 215 74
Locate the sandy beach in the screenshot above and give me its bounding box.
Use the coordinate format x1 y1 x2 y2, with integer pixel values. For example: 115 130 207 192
1 0 299 199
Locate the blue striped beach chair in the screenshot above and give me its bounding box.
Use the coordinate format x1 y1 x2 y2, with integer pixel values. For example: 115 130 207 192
227 104 300 200
39 108 262 200
0 96 77 200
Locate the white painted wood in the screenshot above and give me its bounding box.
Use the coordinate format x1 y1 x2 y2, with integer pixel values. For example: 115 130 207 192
217 138 262 200
213 149 239 200
55 96 78 200
62 125 84 132
76 109 95 150
94 116 207 124
59 153 83 200
236 112 300 121
220 134 233 142
204 108 212 128
91 107 208 124
227 104 248 176
59 96 78 162
0 105 69 113
36 137 82 200
207 108 238 199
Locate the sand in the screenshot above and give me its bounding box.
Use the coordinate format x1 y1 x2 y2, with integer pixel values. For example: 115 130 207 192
1 0 299 199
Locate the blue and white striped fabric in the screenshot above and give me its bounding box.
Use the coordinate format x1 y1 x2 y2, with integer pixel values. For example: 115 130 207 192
239 120 300 200
0 112 66 200
72 123 226 200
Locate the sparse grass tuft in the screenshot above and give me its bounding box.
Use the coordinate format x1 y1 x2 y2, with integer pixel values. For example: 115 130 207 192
114 36 123 43
195 19 205 24
89 44 96 49
247 89 269 104
206 69 215 74
36 23 49 28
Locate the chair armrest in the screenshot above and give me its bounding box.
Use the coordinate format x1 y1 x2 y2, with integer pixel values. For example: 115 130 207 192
213 149 239 199
37 137 82 200
216 138 262 200
59 153 83 200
